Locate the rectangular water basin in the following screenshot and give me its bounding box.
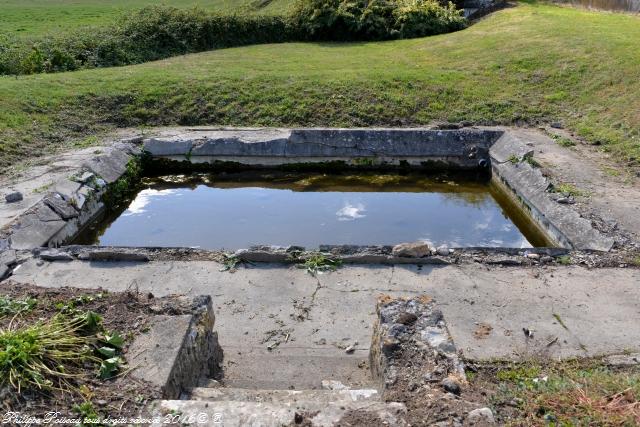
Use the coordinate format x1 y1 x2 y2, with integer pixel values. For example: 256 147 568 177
75 172 551 250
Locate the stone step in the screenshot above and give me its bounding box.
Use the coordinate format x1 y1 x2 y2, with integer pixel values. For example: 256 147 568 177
188 387 380 404
222 350 373 390
151 399 407 427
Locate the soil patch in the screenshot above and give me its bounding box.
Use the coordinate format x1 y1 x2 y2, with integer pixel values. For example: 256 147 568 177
0 281 190 421
381 346 487 425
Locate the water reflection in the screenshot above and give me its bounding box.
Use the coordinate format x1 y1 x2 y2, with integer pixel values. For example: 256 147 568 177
336 203 366 221
76 172 549 249
122 189 177 216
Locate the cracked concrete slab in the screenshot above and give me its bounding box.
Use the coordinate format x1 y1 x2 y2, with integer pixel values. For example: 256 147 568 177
8 260 640 371
0 147 102 230
390 264 640 360
8 205 67 250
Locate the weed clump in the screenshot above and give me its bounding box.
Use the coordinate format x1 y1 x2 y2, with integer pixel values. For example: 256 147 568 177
297 252 342 275
0 310 125 394
553 135 576 147
0 315 97 392
490 361 640 425
553 182 585 197
0 296 36 317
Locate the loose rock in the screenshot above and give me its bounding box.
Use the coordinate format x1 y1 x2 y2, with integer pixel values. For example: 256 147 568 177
397 312 418 325
557 196 575 204
5 191 23 203
322 380 348 390
392 242 432 258
436 245 450 256
441 377 461 395
345 341 358 354
467 407 495 424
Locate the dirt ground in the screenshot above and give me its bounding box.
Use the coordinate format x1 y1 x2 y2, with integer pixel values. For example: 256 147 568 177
0 282 190 421
337 353 640 426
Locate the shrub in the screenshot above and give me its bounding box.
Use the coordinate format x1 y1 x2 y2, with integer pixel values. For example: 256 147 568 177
291 0 465 40
115 6 298 64
394 0 466 38
0 7 298 75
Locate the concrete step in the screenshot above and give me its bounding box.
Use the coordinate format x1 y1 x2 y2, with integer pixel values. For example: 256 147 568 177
151 399 407 427
188 387 379 404
222 349 373 390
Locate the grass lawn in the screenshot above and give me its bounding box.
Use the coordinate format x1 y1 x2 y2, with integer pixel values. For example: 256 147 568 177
0 1 639 171
0 0 296 38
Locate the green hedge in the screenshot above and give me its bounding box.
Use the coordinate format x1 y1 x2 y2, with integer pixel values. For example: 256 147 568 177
0 7 299 75
0 2 465 76
291 0 465 41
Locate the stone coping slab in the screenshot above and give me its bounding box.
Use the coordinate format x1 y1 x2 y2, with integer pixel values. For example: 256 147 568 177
143 128 498 170
490 131 614 251
0 143 140 251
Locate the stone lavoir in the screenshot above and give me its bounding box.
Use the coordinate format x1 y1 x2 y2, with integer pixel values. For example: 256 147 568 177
0 127 614 254
2 127 635 425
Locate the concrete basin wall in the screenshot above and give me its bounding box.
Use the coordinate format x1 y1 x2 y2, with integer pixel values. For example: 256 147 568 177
0 127 615 252
143 128 502 170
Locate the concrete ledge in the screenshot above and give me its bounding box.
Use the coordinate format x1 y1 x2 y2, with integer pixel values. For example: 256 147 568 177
1 144 139 251
490 132 614 251
24 245 585 270
143 128 499 170
128 295 223 399
150 399 408 427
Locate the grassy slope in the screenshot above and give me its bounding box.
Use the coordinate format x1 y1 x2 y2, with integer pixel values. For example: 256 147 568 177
1 2 639 170
0 0 296 38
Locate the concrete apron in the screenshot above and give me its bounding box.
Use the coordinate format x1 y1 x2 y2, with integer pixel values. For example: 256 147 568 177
9 259 640 388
